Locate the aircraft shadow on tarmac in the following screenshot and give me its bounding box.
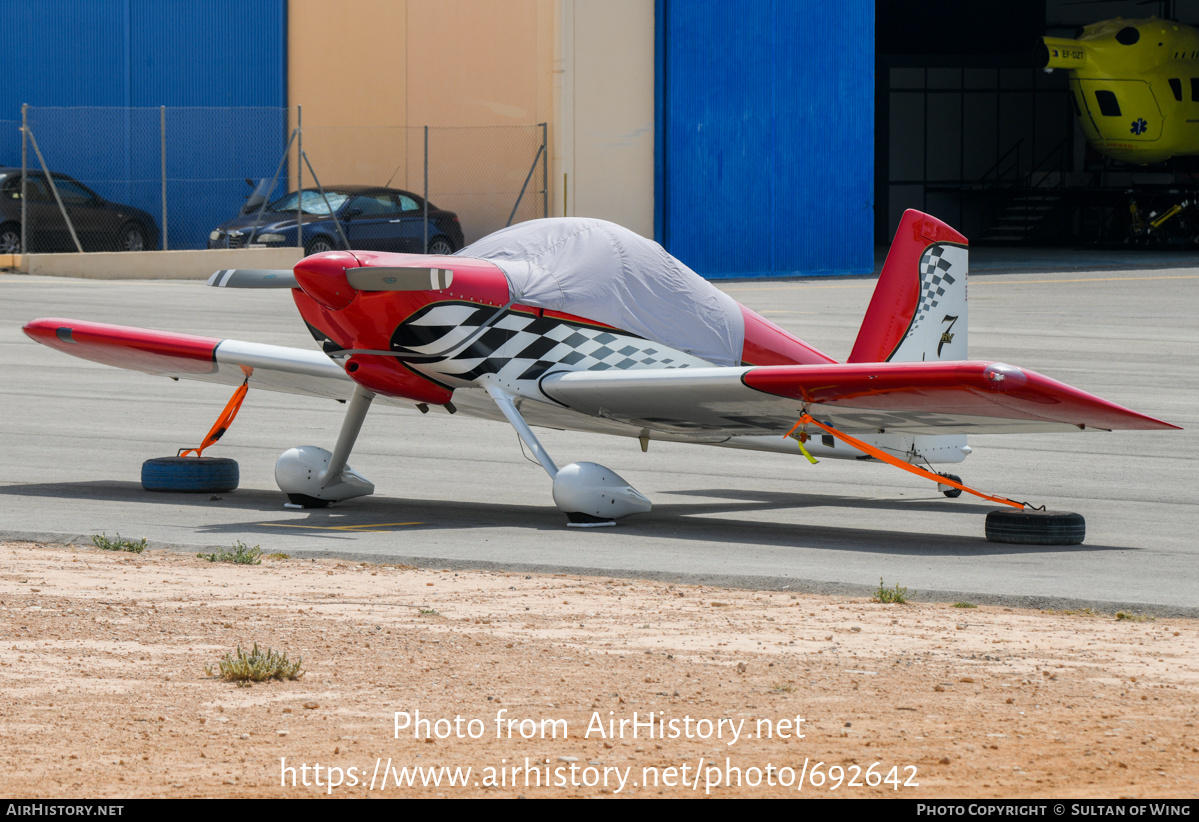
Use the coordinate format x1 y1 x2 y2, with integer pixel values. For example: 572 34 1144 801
0 480 1127 558
662 486 1008 515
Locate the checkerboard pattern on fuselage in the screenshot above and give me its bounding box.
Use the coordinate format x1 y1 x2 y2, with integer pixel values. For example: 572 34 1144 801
390 301 712 386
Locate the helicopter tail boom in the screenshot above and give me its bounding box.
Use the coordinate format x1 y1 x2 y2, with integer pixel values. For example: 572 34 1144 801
1036 37 1089 71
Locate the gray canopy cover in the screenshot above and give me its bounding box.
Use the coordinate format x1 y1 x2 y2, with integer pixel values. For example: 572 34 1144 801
457 218 746 367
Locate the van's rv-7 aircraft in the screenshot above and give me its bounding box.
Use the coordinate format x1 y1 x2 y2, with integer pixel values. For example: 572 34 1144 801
22 211 1177 544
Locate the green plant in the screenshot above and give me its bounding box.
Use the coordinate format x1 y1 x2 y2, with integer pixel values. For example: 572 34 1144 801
205 643 303 682
873 578 908 604
952 602 977 609
418 608 440 616
92 533 146 554
267 552 290 560
1115 611 1153 623
197 540 263 565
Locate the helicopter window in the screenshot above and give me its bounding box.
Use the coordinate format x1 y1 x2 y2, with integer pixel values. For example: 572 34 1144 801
1115 26 1140 46
1192 79 1199 102
1095 90 1121 117
1170 79 1183 101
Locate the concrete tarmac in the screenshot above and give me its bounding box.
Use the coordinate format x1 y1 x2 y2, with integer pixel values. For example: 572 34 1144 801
2 256 1196 615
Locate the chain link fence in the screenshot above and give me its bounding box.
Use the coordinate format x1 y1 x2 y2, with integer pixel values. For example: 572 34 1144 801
1 107 547 255
294 123 547 250
6 106 288 253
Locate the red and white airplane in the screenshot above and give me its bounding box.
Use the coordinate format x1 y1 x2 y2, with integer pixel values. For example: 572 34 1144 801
22 210 1177 538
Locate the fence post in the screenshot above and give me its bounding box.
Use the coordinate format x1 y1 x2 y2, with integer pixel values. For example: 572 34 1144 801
248 127 299 245
541 123 548 219
429 124 434 252
506 143 545 227
160 106 168 250
297 104 303 249
20 104 27 254
26 123 83 253
300 150 351 250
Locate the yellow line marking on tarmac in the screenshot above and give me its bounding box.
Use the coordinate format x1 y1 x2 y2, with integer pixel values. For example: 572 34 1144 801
260 521 423 532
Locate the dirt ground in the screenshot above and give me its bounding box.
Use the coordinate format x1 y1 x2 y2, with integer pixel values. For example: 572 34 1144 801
0 540 1196 799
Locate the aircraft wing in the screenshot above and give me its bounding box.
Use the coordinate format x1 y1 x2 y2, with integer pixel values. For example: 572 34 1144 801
23 318 353 401
538 361 1178 436
24 319 1176 436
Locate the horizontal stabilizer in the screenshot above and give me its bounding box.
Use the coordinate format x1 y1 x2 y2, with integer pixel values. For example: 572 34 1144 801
208 269 298 289
345 266 454 292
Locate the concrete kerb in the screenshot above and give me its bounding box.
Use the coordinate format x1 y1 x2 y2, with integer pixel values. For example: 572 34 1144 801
6 248 304 280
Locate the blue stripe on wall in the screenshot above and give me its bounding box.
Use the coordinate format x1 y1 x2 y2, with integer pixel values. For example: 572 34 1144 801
656 0 874 279
0 0 287 249
0 0 286 110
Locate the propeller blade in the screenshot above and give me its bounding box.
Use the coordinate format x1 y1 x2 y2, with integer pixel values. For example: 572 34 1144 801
208 269 298 289
345 266 454 292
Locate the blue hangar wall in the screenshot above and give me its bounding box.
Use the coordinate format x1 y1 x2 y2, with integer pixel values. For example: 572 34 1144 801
655 0 874 279
0 0 287 249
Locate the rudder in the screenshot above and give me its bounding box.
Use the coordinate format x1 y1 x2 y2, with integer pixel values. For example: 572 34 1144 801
848 210 968 364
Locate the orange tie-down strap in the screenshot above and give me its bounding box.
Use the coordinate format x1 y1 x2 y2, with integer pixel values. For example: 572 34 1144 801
785 413 1026 510
178 380 249 459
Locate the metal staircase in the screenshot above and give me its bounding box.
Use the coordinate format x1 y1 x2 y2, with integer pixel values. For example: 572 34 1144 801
979 190 1066 243
974 140 1072 245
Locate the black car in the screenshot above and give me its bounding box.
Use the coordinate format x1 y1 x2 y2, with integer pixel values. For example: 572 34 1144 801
208 185 465 256
0 167 159 253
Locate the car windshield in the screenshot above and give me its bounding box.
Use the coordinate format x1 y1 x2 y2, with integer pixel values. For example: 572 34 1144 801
268 190 350 216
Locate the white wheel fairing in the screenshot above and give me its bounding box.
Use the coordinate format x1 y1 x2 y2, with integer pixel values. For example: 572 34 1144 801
551 462 652 521
275 445 374 502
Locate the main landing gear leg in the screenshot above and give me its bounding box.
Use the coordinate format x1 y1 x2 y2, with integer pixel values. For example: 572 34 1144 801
483 383 651 526
274 385 377 508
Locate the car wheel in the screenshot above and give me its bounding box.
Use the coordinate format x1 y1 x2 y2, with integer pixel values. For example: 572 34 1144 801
141 457 239 493
305 237 336 256
0 223 20 254
118 223 147 252
427 236 456 255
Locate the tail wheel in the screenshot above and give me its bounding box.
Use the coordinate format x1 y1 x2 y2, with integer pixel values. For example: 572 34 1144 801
937 473 963 498
142 457 239 493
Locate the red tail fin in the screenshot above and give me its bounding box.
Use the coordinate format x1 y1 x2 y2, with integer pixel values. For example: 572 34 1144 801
848 210 968 364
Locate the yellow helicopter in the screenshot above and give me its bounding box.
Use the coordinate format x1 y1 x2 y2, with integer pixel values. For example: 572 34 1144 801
1039 17 1199 164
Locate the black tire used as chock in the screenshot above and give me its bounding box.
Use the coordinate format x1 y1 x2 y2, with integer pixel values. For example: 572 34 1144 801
984 509 1085 545
141 457 239 493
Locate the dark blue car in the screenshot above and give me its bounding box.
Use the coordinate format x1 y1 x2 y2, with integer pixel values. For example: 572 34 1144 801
208 185 464 256
0 167 159 253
